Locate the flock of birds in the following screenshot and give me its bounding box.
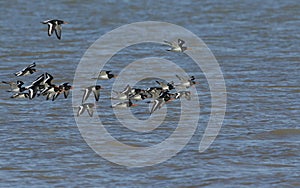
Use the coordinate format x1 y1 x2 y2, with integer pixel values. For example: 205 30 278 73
2 19 197 117
2 62 72 100
77 72 197 117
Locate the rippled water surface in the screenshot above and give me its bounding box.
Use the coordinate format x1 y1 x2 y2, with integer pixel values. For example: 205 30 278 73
1 0 300 187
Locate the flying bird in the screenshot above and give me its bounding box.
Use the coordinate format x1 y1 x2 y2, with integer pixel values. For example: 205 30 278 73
41 19 68 40
2 80 25 92
25 73 45 99
164 39 187 52
111 99 137 108
77 103 95 117
98 71 117 80
111 84 131 100
59 82 73 98
14 62 37 77
82 85 102 103
175 75 197 88
10 93 30 99
174 91 192 100
155 80 175 91
149 91 174 114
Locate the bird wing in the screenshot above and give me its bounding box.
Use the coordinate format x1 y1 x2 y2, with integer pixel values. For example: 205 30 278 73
47 22 54 36
82 88 92 103
121 84 131 94
46 92 54 100
156 81 169 90
99 71 106 76
44 72 53 85
26 74 44 89
3 81 18 91
86 106 94 117
176 75 185 81
63 90 70 98
185 94 191 100
28 86 38 99
28 62 36 68
14 71 23 77
178 39 185 47
77 105 85 116
150 99 164 114
93 88 100 101
52 92 60 101
15 64 30 76
163 40 173 46
54 24 62 39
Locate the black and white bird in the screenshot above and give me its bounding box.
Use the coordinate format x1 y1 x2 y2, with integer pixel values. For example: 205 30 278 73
111 99 137 108
77 103 95 117
42 86 61 101
82 85 102 103
14 62 37 77
59 82 73 98
164 39 187 52
111 85 131 100
129 93 147 101
146 87 163 99
98 71 117 80
175 75 197 88
174 91 191 100
25 73 45 99
36 72 62 101
2 80 26 92
149 91 174 114
10 93 30 99
41 19 68 40
155 80 175 91
43 72 54 86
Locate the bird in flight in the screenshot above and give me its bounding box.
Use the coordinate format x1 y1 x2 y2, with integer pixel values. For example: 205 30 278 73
41 19 68 40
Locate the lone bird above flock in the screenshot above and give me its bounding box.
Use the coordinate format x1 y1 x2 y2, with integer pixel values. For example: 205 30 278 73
41 19 68 40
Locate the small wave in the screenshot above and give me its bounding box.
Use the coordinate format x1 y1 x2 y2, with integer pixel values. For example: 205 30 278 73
254 129 300 140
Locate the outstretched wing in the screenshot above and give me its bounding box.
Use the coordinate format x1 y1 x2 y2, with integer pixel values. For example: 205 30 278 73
163 40 173 46
54 24 62 40
28 86 38 99
178 39 185 47
47 23 54 36
86 107 94 117
52 92 60 101
176 74 186 81
27 62 36 68
64 90 70 98
150 99 164 114
44 72 54 85
93 89 100 101
184 91 191 100
77 105 85 116
27 74 44 89
121 84 131 94
82 88 92 103
14 71 23 77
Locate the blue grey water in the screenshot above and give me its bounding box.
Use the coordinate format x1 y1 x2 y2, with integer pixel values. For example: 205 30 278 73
1 0 300 187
